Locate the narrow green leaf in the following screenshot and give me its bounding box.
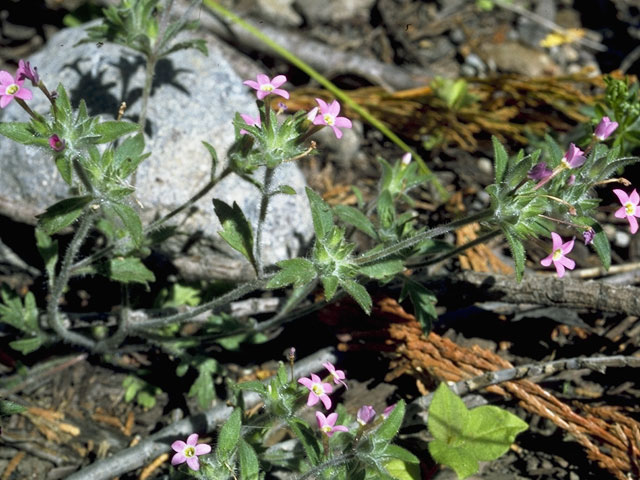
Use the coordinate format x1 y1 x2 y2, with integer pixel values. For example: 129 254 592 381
287 418 321 466
502 227 525 282
238 438 260 480
400 280 437 335
106 202 143 245
160 39 208 57
212 199 255 266
0 399 26 416
216 408 242 463
36 196 93 235
55 155 73 185
108 257 155 284
9 336 44 355
358 258 404 280
334 204 377 239
0 122 37 144
377 190 395 229
114 133 146 178
306 187 334 240
274 184 297 195
202 141 218 179
491 135 508 184
188 358 218 409
93 121 140 143
35 229 58 281
340 279 372 314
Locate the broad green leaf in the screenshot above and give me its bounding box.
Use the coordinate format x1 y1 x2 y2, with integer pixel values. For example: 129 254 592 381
358 258 404 280
0 399 26 416
377 190 395 230
384 457 421 480
376 400 405 442
9 336 44 355
212 199 256 266
382 445 419 464
306 187 334 240
35 229 58 282
108 257 155 285
136 391 157 409
428 383 528 479
216 408 242 463
334 204 377 239
266 258 316 289
321 275 339 301
237 438 260 480
340 279 372 314
114 133 147 178
399 280 437 335
491 135 508 184
93 121 140 143
502 227 525 282
0 122 37 144
188 358 218 409
36 196 93 235
106 202 142 245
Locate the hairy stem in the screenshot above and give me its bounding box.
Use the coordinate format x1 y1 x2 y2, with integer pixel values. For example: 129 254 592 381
255 167 275 278
46 209 97 349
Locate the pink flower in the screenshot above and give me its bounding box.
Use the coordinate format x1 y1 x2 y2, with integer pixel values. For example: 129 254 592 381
311 98 352 139
583 227 595 245
49 134 65 152
540 232 576 278
306 106 319 122
357 405 376 425
315 411 349 437
561 143 586 169
243 74 289 100
239 113 261 135
382 404 396 419
401 152 412 165
0 71 32 109
298 373 333 410
613 189 640 234
594 116 618 141
527 162 552 180
171 433 211 471
16 59 39 85
323 361 347 389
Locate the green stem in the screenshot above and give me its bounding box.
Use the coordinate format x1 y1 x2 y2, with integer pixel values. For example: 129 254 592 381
96 284 131 352
295 453 354 480
203 0 448 200
129 277 268 331
255 167 275 277
46 209 97 350
354 209 494 266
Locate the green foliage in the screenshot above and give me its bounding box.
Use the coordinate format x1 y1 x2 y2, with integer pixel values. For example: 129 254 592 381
187 357 219 409
399 279 438 334
428 383 528 479
107 257 155 285
213 199 256 269
0 289 45 354
36 196 93 235
216 408 242 463
430 77 478 110
35 229 58 284
122 375 161 409
598 76 640 154
0 399 26 416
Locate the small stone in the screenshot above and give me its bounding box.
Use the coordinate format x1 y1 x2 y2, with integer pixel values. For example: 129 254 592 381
465 53 486 73
449 28 466 44
614 229 631 248
478 157 493 175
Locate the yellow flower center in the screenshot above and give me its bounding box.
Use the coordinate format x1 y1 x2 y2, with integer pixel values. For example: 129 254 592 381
322 425 332 433
323 114 334 126
625 202 635 215
552 248 563 261
312 384 323 395
184 446 195 458
261 84 274 92
6 84 18 95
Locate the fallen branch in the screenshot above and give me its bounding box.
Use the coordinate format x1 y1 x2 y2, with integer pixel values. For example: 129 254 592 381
65 347 337 480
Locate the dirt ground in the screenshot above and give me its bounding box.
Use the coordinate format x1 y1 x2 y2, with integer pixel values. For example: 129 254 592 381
1 0 640 479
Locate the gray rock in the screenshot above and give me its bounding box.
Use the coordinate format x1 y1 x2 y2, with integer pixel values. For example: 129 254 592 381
0 24 314 280
294 0 375 24
255 0 303 27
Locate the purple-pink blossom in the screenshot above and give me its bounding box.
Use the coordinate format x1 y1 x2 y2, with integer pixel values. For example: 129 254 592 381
561 143 586 169
311 98 352 139
613 189 640 234
170 433 211 471
382 404 396 419
323 361 347 389
315 411 349 437
243 74 289 100
527 162 552 181
298 373 333 410
540 232 576 278
0 71 32 109
357 405 376 425
594 116 618 141
583 227 595 246
49 134 65 152
239 113 261 135
16 59 39 86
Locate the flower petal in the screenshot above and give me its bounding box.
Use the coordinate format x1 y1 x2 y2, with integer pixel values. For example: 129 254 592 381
171 452 187 465
243 80 259 89
186 456 200 471
0 71 13 86
559 256 575 270
186 433 199 446
319 394 332 410
555 262 566 278
331 125 343 139
630 189 640 205
298 377 313 388
613 189 629 204
328 100 340 116
270 75 287 88
307 392 319 406
334 117 352 128
614 206 627 219
272 88 290 99
540 254 553 267
550 232 562 250
15 87 32 100
256 74 270 85
561 237 575 255
629 215 639 234
171 440 186 452
315 98 329 113
0 95 13 108
326 412 338 426
195 444 211 455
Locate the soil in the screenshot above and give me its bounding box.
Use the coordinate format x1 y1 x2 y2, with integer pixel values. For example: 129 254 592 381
1 0 640 479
